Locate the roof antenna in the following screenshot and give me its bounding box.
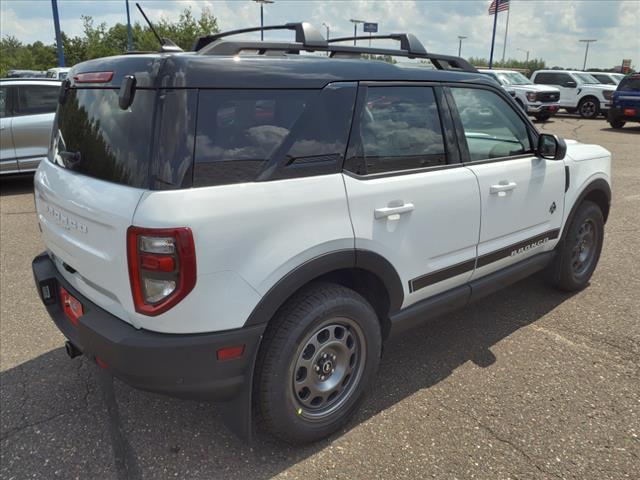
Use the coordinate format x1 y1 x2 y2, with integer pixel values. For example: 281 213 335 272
135 2 182 52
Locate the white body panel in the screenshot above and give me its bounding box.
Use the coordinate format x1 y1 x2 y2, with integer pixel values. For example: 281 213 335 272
467 155 566 279
343 169 481 308
479 69 560 113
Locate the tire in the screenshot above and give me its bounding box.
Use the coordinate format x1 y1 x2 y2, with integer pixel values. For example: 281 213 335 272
609 119 625 129
254 282 382 443
545 201 604 291
533 113 551 122
577 96 600 119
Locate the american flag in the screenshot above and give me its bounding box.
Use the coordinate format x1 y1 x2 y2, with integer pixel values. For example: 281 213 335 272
489 0 510 15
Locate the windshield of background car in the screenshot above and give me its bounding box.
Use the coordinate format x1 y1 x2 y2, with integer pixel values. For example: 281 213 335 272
498 72 533 85
574 73 600 84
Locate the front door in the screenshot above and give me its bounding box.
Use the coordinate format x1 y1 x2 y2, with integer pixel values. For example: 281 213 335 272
447 86 565 280
0 85 17 174
342 84 481 308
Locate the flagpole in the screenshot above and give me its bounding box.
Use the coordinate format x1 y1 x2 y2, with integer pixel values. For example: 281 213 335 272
501 2 510 63
489 2 499 68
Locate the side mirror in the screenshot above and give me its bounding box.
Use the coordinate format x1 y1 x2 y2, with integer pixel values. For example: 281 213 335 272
565 80 577 88
537 134 566 160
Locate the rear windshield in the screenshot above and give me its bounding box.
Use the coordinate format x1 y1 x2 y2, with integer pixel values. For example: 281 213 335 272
618 76 640 91
51 88 155 188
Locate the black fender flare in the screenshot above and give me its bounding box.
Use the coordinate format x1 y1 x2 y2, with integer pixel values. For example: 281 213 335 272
244 249 404 328
562 178 611 241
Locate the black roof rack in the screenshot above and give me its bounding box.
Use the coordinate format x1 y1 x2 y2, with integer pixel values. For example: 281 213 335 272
193 22 327 51
194 22 476 73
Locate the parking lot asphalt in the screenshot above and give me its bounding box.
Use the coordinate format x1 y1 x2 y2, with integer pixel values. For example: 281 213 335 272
1 116 639 480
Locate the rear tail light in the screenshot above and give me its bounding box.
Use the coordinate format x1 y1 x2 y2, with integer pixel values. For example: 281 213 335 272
624 108 636 116
127 226 196 316
526 92 537 102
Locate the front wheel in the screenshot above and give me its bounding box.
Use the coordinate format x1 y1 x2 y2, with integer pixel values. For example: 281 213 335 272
254 282 381 443
578 97 600 119
545 201 604 291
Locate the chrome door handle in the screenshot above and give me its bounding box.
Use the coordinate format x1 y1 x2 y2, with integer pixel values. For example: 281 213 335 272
490 181 517 195
374 203 415 219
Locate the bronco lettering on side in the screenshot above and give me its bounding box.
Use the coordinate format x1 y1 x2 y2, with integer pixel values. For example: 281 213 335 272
511 237 549 257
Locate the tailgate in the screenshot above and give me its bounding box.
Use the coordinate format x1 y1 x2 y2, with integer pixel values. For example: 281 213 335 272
35 160 144 325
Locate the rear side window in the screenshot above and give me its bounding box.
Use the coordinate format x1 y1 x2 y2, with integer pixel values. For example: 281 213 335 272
450 87 531 161
17 85 58 115
592 74 615 85
347 86 446 175
534 72 572 86
193 85 356 187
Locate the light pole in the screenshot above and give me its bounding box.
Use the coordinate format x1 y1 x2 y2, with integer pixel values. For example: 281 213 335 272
51 0 64 67
253 0 274 41
322 22 330 40
517 48 530 63
579 39 597 71
350 19 365 45
457 36 467 57
126 0 133 52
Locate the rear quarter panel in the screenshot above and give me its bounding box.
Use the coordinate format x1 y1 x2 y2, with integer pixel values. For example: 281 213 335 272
132 174 354 333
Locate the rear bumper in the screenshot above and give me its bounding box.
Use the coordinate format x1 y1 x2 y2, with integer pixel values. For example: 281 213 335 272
32 252 265 401
608 105 640 123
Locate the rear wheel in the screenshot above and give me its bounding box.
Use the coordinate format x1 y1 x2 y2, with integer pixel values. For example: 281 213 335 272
533 113 551 122
578 97 600 119
546 201 604 291
609 119 626 129
255 282 381 443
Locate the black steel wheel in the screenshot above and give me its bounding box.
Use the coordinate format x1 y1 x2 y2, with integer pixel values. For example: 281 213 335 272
545 201 604 291
255 282 381 443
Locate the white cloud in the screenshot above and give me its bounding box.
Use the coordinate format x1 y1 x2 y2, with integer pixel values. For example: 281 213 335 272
1 0 638 69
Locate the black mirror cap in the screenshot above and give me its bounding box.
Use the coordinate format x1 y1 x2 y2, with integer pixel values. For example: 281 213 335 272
118 75 137 110
537 134 567 160
565 80 577 88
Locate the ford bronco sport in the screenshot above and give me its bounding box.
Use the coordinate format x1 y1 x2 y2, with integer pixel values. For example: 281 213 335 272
32 23 612 444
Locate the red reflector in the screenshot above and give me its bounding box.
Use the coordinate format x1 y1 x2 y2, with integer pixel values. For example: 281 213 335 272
60 286 84 326
95 356 109 369
140 253 175 272
623 108 636 116
73 71 114 83
217 345 245 361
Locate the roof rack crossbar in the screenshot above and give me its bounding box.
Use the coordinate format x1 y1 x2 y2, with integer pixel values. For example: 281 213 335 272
193 22 327 51
327 33 427 56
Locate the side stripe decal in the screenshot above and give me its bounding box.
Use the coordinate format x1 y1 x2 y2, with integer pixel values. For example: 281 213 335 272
409 228 560 293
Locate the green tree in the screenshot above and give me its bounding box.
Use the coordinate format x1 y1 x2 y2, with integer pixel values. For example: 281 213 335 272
467 57 546 76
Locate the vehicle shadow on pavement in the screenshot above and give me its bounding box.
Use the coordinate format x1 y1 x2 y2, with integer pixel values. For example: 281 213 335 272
0 175 34 197
0 276 575 479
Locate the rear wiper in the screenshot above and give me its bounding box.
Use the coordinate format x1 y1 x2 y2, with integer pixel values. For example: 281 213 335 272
135 3 183 53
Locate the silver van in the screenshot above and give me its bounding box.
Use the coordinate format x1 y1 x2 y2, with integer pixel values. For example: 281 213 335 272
1 79 60 175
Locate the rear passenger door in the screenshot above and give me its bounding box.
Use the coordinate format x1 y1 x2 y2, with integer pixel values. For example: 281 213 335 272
343 84 481 307
447 86 565 280
535 72 577 107
12 84 58 172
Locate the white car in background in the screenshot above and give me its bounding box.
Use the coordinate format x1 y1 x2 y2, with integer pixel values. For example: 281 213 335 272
46 67 71 80
480 69 560 121
587 72 625 86
531 70 616 119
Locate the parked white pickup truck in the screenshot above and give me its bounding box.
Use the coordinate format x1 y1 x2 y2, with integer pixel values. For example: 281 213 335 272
531 70 616 119
480 69 560 121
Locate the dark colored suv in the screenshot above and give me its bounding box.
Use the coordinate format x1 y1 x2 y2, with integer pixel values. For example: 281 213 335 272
608 74 640 129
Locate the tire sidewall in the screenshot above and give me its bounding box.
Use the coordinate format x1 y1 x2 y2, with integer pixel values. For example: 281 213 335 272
559 201 604 289
258 286 381 443
578 97 600 119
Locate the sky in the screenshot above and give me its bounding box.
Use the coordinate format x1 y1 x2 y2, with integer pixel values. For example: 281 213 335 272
1 0 639 69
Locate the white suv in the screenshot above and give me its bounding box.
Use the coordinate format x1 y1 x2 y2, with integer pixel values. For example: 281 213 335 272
32 25 612 444
480 69 560 121
531 70 616 119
